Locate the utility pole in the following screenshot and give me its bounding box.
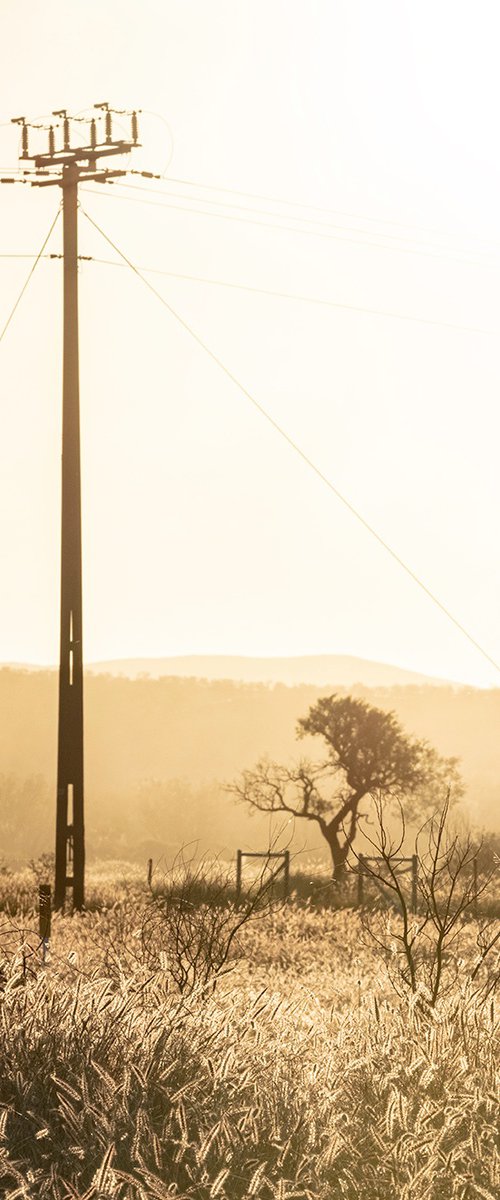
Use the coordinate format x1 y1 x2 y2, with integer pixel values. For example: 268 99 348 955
3 105 141 910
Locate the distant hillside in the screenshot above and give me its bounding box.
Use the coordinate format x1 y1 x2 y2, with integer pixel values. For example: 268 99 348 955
88 654 460 689
0 668 498 868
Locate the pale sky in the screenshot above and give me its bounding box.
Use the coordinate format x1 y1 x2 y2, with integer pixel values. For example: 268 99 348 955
1 0 500 686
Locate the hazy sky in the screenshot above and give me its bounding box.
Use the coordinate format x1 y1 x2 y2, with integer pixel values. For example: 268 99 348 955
1 1 500 686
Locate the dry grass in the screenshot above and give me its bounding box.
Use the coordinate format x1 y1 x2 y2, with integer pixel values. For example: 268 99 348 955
0 874 497 1198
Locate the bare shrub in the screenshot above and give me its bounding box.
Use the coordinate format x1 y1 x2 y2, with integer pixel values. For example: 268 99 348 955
101 848 284 996
353 794 499 1006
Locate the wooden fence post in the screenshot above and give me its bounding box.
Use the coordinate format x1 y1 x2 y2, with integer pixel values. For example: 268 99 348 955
411 855 418 914
147 858 153 889
236 850 242 901
283 850 290 899
357 855 364 907
39 883 51 964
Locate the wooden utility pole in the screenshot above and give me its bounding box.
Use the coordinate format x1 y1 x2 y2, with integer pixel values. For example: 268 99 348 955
5 106 140 910
54 160 84 910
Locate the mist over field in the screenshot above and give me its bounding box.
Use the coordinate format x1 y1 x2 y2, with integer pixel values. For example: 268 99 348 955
2 0 500 1192
1 662 498 865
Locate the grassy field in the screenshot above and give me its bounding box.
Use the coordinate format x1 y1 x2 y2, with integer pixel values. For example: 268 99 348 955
0 865 498 1199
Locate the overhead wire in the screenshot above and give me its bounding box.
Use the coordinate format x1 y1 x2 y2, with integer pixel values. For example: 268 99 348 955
82 182 433 262
161 172 498 247
106 177 500 261
0 253 49 259
81 184 500 269
0 253 62 260
81 207 500 679
0 107 487 244
3 153 499 258
79 251 496 338
1 109 497 250
139 109 175 176
0 210 60 346
2 246 494 335
101 180 443 246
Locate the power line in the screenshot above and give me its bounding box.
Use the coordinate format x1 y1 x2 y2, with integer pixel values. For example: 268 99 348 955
139 108 175 176
0 253 50 259
83 251 496 338
81 184 500 269
102 180 447 248
0 253 88 261
82 183 435 261
1 108 479 248
0 211 60 345
0 253 61 260
1 246 495 335
162 173 500 251
82 208 500 679
110 178 500 261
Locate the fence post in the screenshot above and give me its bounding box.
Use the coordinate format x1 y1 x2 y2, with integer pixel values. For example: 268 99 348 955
39 883 51 964
357 855 364 907
236 850 242 901
147 858 153 889
411 855 418 914
473 858 478 918
283 850 290 899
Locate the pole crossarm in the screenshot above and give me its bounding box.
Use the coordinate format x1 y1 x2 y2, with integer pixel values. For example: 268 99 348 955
32 169 128 189
31 141 135 169
2 104 143 912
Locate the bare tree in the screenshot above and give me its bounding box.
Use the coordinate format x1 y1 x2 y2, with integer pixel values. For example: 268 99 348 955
231 695 462 881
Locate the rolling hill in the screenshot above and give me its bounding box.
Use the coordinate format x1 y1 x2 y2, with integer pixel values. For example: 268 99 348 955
0 665 498 868
88 654 461 689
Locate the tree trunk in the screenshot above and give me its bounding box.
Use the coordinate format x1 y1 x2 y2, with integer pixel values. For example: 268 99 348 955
321 794 362 882
325 829 350 883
